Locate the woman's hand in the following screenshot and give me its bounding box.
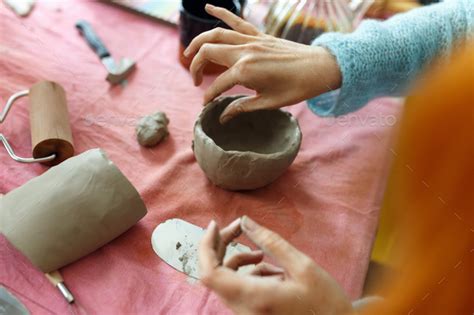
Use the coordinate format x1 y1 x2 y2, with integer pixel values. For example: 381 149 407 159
199 216 354 315
185 4 342 124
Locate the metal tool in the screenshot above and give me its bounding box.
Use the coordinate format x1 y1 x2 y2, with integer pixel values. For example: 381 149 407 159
45 271 75 304
0 81 74 165
75 20 136 84
0 90 53 163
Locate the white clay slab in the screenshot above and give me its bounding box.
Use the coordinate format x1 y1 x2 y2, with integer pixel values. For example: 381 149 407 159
151 218 253 279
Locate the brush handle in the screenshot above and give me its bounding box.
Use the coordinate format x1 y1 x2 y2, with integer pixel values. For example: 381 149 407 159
46 271 75 304
76 20 110 59
45 270 63 285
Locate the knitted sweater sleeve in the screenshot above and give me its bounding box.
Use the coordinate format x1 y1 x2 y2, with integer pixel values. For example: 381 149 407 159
307 0 474 117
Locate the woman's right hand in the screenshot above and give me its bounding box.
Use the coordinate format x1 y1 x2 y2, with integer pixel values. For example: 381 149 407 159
199 216 355 315
185 4 342 124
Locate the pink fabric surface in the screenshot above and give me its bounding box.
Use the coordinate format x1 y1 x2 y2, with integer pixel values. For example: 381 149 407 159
0 235 72 314
0 1 402 314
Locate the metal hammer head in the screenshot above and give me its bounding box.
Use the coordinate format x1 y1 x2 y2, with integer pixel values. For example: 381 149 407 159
105 57 136 84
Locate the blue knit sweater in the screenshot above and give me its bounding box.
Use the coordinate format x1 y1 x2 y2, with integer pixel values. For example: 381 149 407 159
307 0 474 116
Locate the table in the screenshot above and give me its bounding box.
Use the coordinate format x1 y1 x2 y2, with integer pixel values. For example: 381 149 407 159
0 1 402 314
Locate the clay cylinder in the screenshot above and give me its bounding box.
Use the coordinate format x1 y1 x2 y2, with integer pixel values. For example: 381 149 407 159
29 81 74 166
0 149 147 272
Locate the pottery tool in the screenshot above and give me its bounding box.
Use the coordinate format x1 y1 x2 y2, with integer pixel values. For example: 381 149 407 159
75 20 136 84
0 81 74 166
151 218 253 279
45 271 75 304
0 286 30 315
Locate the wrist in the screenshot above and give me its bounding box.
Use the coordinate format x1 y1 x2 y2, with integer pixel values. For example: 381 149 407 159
308 46 342 96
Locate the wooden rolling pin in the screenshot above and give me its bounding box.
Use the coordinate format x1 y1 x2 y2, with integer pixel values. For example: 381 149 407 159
29 81 74 166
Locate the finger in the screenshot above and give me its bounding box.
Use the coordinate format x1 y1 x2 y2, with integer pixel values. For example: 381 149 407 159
249 262 285 277
257 274 285 281
220 96 269 124
190 44 237 86
200 266 248 300
184 27 252 58
199 220 221 277
241 216 311 279
203 68 239 104
206 4 259 36
216 218 243 260
220 218 243 245
224 250 264 270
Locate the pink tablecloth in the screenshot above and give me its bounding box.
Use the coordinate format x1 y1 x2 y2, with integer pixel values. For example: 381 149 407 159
0 1 402 314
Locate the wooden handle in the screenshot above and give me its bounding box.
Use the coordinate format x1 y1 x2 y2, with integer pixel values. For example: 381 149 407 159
29 81 74 166
45 270 63 285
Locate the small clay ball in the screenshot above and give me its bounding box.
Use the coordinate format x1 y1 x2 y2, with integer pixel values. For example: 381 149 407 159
136 112 169 147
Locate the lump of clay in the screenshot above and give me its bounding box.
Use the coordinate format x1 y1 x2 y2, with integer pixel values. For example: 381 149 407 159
193 95 302 190
136 112 169 147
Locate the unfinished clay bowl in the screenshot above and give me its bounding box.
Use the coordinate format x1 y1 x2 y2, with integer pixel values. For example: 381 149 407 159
193 95 302 190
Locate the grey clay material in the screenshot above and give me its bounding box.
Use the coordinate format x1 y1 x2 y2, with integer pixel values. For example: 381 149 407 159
0 149 147 272
193 95 302 190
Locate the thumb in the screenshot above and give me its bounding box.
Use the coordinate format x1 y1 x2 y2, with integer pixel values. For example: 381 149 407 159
220 96 269 124
240 216 312 279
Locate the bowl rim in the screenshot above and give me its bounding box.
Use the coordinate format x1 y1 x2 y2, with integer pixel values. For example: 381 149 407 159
194 95 302 159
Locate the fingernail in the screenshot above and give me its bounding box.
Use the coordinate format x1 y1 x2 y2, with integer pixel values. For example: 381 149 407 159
242 216 258 232
230 217 241 227
205 4 215 10
183 49 190 57
220 114 231 124
208 220 217 230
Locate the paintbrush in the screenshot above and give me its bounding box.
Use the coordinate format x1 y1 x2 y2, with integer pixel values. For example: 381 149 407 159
45 270 75 303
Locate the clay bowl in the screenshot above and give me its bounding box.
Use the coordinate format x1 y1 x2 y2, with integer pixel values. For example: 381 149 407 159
193 95 302 190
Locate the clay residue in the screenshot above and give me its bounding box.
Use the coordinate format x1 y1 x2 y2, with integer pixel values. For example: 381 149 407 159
136 112 169 147
177 239 198 278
